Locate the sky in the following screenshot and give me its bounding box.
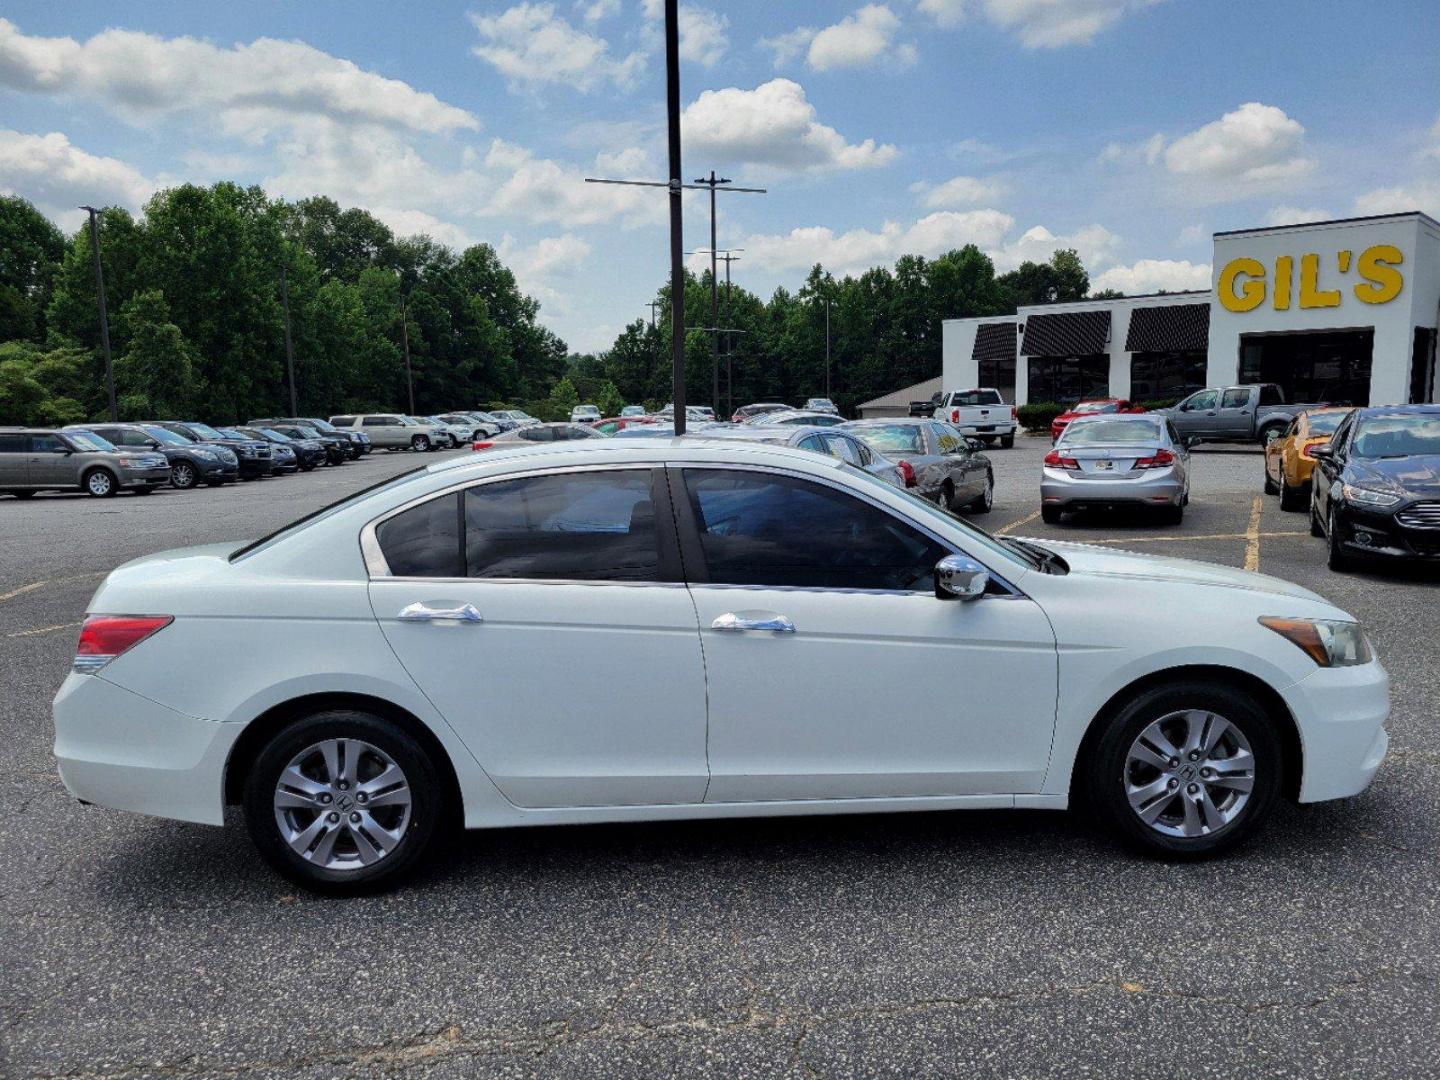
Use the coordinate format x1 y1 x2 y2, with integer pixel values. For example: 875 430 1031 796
1 0 1437 354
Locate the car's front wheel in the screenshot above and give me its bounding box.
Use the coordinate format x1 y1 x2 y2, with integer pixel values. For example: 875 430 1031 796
171 462 198 489
83 468 117 498
1327 507 1354 572
1085 680 1280 858
243 711 443 894
411 435 431 453
969 472 994 514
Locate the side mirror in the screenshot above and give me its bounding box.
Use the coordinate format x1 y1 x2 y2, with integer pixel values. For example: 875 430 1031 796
1309 445 1334 461
147 440 161 448
1185 436 1201 449
935 554 989 601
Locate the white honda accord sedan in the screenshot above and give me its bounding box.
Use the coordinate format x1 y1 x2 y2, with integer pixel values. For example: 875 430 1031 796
54 440 1389 892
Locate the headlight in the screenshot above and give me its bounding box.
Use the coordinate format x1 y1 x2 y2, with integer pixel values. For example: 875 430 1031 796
1342 484 1402 508
1260 617 1372 667
191 448 217 460
118 455 141 466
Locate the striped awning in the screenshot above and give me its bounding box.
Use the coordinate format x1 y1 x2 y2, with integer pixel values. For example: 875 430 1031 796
972 322 1018 362
1020 310 1111 357
1125 303 1210 352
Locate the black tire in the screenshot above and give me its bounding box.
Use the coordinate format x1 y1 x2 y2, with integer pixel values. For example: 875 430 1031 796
1279 477 1305 512
82 467 117 498
1310 496 1325 537
1000 434 1014 449
1327 507 1354 572
171 461 199 490
968 472 994 514
1041 504 1062 524
411 435 432 453
299 460 317 472
11 489 35 499
134 485 154 495
1083 679 1282 859
940 480 956 511
1258 424 1286 447
243 710 444 894
1157 503 1184 525
206 479 226 488
1262 463 1278 495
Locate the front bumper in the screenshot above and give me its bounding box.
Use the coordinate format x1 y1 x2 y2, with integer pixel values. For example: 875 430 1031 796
195 456 239 479
1335 502 1440 560
1282 659 1390 803
1041 466 1184 508
118 465 173 489
53 673 240 826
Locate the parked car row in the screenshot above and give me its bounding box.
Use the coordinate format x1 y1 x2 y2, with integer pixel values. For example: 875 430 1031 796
1260 404 1440 572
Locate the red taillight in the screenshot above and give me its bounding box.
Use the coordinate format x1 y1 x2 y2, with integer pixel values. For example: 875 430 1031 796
471 441 494 451
897 459 917 487
950 408 960 423
1043 450 1079 470
1010 405 1017 420
1134 449 1175 469
74 615 172 673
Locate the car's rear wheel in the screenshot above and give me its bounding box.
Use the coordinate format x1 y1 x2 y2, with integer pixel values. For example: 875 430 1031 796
1279 476 1305 511
1262 461 1278 495
244 711 443 894
1158 503 1184 525
1085 680 1280 858
1000 434 1014 449
83 468 117 498
1041 504 1062 524
10 489 35 499
171 462 198 489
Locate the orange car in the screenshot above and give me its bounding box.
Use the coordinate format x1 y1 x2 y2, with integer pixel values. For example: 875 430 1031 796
1263 406 1353 510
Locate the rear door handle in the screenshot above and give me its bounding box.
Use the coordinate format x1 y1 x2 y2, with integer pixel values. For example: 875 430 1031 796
712 612 796 633
398 602 484 623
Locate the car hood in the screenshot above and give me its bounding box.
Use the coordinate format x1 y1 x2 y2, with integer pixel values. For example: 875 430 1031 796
1032 538 1330 603
1348 455 1440 498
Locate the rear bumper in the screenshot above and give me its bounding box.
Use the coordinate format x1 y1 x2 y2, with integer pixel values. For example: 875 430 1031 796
1282 660 1390 803
1041 467 1184 508
53 673 239 826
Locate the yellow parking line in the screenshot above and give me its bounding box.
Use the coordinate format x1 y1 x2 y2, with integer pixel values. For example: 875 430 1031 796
1087 530 1306 546
0 581 46 604
997 510 1042 535
1244 495 1264 572
6 621 81 638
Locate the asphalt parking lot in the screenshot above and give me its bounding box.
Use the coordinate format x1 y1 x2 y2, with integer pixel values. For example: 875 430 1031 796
2 439 1437 1078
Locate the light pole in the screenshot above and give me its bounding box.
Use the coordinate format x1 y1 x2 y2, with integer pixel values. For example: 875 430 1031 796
825 295 832 400
398 286 415 416
278 263 297 416
79 206 117 421
719 251 741 415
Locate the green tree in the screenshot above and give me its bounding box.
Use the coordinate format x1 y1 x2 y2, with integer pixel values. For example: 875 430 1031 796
595 379 624 418
0 195 66 342
113 290 198 418
544 375 579 421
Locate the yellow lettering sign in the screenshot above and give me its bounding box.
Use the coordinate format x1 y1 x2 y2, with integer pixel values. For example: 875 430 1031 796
1354 244 1404 304
1272 255 1293 311
1298 253 1341 309
1218 258 1265 312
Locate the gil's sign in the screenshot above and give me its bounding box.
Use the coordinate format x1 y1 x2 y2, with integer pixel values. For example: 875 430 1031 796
1217 245 1404 312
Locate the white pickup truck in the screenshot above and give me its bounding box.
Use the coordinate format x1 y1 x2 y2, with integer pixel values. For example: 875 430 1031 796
911 388 1017 448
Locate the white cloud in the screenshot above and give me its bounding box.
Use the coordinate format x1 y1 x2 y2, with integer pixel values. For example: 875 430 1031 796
575 0 621 22
371 208 476 250
1092 258 1211 294
1353 183 1440 216
594 146 651 176
480 139 664 227
470 4 645 91
682 79 898 172
914 174 1006 207
640 0 731 67
1177 223 1207 244
0 18 477 136
758 26 818 67
1263 206 1332 227
1161 102 1314 192
914 0 1160 47
499 232 594 315
809 6 915 70
991 223 1120 272
0 129 155 226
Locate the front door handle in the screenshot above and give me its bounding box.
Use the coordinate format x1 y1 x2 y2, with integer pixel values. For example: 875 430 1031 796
398 601 484 623
712 612 796 633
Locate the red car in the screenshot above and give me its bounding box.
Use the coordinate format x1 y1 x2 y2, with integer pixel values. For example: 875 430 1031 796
1050 398 1144 442
591 416 659 435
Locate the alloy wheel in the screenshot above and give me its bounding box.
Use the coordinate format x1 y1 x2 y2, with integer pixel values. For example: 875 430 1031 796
86 470 114 497
1123 710 1254 839
172 463 196 489
273 738 413 871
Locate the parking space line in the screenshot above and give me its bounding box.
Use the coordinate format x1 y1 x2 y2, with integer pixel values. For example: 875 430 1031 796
6 621 81 638
0 581 46 604
997 510 1041 535
1244 495 1264 572
1086 530 1306 546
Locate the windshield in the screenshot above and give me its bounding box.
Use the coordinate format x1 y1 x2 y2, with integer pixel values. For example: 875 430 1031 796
305 419 340 433
1061 418 1163 445
1352 415 1440 458
257 428 291 442
187 422 227 439
143 425 190 446
1304 411 1348 435
849 424 924 455
215 428 246 440
67 431 114 451
1071 401 1116 415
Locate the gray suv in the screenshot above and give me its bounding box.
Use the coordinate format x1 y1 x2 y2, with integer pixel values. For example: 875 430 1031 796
0 427 171 498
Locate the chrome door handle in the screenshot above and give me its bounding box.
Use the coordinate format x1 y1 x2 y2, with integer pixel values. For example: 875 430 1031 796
712 612 796 633
397 602 484 623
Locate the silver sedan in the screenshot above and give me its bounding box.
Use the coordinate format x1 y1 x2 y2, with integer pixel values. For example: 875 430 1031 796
1041 414 1191 525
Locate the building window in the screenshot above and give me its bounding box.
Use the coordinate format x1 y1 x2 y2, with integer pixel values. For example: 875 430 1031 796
1411 327 1437 404
1026 354 1108 404
977 356 1016 402
1129 350 1207 403
1238 330 1373 406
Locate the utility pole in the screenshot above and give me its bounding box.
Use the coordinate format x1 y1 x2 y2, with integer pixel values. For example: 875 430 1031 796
694 171 726 413
80 206 117 421
825 295 832 400
278 264 297 416
399 288 415 416
718 251 741 416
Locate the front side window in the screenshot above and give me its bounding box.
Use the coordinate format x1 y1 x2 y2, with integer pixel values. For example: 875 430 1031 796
930 423 966 454
1185 390 1219 411
682 469 947 591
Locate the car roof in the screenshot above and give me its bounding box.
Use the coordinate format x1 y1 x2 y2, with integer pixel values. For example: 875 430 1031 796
842 417 930 427
1350 405 1440 419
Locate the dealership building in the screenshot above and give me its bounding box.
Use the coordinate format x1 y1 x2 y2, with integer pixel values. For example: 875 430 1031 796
942 211 1440 408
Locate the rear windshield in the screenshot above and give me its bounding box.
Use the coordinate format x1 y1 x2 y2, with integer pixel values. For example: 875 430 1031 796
1304 411 1347 435
1071 401 1116 414
952 390 1002 406
848 425 924 455
1061 418 1163 445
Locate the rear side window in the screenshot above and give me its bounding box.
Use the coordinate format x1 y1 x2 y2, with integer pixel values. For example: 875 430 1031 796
331 416 356 426
821 432 861 465
375 493 464 577
1259 385 1284 406
1221 389 1250 408
0 433 24 453
682 469 946 591
464 471 659 581
362 417 388 427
